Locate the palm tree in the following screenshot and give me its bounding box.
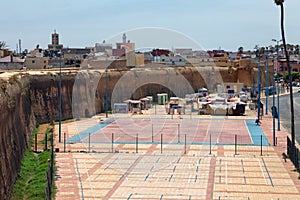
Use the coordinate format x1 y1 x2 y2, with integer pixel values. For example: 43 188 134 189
259 47 265 56
275 0 295 146
238 46 244 53
287 44 294 54
269 45 275 54
0 41 7 49
294 45 299 55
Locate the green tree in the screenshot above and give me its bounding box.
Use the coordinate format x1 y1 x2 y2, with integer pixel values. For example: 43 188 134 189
254 45 265 55
275 73 283 82
283 71 300 81
43 50 50 57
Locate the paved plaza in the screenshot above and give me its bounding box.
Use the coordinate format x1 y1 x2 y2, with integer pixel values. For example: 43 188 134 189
54 106 300 199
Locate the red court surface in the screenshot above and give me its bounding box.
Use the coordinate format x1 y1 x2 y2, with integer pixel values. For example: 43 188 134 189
79 118 253 145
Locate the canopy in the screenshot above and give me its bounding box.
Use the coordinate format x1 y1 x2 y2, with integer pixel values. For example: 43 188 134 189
130 100 141 104
140 97 150 101
198 87 208 92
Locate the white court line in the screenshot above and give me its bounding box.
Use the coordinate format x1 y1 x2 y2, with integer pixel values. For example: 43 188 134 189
114 156 131 181
225 161 228 185
155 174 159 183
83 158 96 200
188 174 191 183
257 158 268 185
244 120 253 144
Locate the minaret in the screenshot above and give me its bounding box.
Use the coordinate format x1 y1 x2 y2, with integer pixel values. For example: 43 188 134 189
52 29 59 45
122 33 126 43
48 29 63 50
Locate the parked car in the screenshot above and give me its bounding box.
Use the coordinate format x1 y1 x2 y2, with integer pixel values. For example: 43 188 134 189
292 81 300 87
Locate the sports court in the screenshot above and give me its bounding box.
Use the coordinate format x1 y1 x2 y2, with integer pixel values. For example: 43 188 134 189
67 118 269 147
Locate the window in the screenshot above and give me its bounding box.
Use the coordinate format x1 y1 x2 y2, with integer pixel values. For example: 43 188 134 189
32 60 35 63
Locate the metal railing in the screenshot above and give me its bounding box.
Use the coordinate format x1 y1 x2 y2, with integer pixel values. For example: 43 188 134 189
46 133 54 200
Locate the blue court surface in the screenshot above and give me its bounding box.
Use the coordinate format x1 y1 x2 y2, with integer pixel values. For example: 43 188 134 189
245 119 269 146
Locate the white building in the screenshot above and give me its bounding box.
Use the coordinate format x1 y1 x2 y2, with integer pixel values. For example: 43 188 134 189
160 55 186 66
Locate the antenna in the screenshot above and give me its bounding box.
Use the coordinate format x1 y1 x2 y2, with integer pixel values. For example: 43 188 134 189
19 39 21 54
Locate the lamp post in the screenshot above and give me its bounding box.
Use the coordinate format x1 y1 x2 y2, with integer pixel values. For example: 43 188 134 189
105 59 109 118
265 47 269 115
257 50 262 121
272 57 276 146
272 39 282 131
58 52 62 143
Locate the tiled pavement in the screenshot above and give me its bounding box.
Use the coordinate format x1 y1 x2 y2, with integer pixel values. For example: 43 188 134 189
54 108 300 200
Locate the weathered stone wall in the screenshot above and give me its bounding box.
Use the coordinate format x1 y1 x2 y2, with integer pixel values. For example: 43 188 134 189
30 73 76 123
0 63 23 70
31 66 254 121
0 75 35 200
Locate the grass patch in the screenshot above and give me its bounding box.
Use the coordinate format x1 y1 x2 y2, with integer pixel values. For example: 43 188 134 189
12 150 51 200
12 125 55 200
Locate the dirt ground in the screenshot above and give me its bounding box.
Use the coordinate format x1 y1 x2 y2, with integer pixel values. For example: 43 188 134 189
31 123 51 151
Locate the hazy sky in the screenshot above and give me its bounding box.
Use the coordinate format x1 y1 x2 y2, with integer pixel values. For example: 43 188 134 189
1 0 299 51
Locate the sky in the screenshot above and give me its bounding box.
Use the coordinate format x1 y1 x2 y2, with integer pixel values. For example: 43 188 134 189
1 0 300 52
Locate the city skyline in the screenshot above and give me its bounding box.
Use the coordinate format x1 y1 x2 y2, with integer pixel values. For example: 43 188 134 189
1 0 300 51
